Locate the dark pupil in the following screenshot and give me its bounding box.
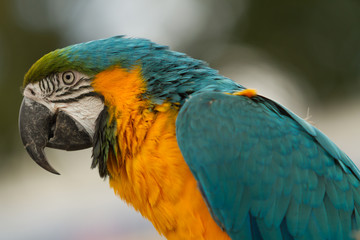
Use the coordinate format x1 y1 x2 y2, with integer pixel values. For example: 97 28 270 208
66 74 71 80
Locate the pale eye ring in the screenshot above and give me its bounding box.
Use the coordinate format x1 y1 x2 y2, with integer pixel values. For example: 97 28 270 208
62 71 75 85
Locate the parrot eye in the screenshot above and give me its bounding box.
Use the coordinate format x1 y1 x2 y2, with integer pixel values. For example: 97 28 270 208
62 71 75 85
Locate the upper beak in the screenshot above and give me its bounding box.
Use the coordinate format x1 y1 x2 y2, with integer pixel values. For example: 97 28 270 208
19 97 93 174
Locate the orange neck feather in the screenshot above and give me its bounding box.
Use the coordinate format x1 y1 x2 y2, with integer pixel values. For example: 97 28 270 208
92 67 230 240
92 67 153 163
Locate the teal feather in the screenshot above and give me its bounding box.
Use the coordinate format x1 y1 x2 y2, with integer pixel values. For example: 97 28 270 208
237 186 252 227
308 170 318 190
309 177 325 207
257 218 283 240
312 204 330 237
273 195 291 227
286 199 300 236
344 189 354 211
231 213 253 240
326 180 344 208
307 215 324 240
324 195 342 239
297 204 312 235
280 220 294 240
264 196 277 227
334 173 350 191
340 210 352 239
176 92 360 239
353 207 360 229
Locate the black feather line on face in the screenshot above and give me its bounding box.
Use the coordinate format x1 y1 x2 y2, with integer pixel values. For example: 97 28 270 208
39 79 45 92
51 92 100 103
55 85 93 98
91 106 118 178
48 78 55 97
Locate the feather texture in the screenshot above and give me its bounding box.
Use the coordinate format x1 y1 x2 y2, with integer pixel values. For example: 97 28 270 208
176 92 360 240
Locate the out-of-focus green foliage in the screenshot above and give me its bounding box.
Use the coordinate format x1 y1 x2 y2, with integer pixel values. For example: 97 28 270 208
233 0 360 100
0 0 61 164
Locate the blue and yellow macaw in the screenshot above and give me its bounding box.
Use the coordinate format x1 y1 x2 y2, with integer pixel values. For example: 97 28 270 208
19 36 360 240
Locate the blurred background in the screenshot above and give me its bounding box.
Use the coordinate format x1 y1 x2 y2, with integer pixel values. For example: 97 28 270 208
1 0 360 239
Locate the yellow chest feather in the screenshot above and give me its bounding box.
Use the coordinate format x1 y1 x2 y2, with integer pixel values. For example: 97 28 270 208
92 67 230 240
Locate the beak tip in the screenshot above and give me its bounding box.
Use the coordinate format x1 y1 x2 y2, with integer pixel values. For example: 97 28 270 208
24 143 61 175
38 160 60 175
36 161 61 175
50 169 61 175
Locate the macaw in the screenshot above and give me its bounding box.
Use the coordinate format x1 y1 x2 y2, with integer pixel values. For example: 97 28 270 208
19 36 360 240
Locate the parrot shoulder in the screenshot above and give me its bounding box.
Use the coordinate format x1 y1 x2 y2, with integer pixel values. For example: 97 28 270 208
176 91 360 239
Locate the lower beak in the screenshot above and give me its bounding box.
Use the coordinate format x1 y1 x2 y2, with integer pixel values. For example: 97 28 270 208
18 97 92 174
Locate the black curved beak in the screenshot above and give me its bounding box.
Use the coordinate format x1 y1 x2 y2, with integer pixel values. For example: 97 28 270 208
19 97 93 175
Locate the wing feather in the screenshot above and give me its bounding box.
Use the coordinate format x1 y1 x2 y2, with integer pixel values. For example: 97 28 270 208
176 92 360 239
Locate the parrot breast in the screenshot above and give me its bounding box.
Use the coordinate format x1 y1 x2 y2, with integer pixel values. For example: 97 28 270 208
91 67 230 240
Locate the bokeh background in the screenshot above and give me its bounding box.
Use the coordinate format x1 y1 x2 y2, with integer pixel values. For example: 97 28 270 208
1 0 360 239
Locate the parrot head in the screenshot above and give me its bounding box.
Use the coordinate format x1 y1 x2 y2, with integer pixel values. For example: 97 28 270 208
19 39 111 174
19 36 149 174
19 36 238 175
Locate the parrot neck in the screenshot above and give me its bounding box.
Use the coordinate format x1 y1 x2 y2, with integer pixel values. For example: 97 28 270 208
105 104 229 240
91 66 230 239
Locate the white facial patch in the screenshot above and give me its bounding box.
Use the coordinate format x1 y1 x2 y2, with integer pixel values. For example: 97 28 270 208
23 71 104 139
55 96 104 138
